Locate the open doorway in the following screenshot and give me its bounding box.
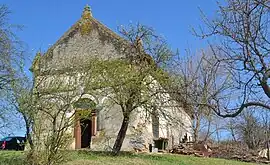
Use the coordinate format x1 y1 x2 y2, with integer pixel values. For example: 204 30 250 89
80 118 92 148
73 98 97 149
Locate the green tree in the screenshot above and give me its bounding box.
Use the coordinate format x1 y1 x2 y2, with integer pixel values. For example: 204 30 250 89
84 24 173 155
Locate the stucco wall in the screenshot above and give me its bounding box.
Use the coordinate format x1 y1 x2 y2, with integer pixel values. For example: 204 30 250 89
66 92 193 151
38 25 128 75
33 17 193 151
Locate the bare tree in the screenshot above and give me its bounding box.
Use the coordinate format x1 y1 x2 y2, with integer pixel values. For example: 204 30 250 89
0 4 26 137
28 71 92 165
261 110 270 160
0 4 24 90
238 110 264 150
170 50 228 143
194 0 270 117
225 109 270 150
226 118 238 142
5 75 35 149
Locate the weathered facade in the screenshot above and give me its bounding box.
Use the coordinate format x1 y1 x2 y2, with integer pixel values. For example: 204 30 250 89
31 5 193 151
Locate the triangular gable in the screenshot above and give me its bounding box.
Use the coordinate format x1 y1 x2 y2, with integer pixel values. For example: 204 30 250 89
31 5 132 75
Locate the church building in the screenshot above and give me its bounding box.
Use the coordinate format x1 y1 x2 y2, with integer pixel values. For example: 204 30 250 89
31 5 193 151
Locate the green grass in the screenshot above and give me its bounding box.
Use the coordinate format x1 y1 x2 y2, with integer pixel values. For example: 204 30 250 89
65 151 260 165
0 151 26 165
0 151 261 165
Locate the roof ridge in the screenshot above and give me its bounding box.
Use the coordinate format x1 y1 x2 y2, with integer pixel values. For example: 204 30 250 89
42 15 131 59
90 17 128 43
43 20 81 56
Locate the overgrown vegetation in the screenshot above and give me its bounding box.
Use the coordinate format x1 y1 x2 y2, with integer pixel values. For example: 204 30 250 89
0 151 259 165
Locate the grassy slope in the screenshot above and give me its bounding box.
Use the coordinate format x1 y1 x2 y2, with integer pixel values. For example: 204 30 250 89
66 151 259 165
0 151 260 165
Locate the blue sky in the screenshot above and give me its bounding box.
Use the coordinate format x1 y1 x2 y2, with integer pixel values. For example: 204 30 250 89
3 0 217 60
1 0 218 137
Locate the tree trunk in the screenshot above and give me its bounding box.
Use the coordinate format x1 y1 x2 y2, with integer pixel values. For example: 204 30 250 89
193 114 200 143
112 115 130 155
22 113 34 149
230 127 237 142
267 141 270 161
204 120 212 142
